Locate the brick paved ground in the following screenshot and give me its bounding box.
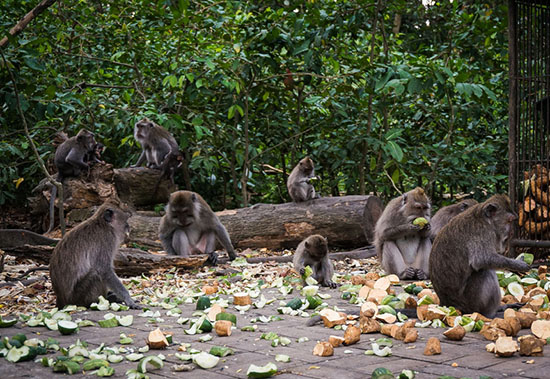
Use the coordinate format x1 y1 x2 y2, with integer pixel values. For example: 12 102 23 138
0 269 548 379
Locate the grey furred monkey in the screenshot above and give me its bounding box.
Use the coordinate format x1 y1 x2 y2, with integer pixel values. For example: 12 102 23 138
430 198 478 239
430 194 530 318
159 191 237 265
287 156 320 202
49 202 140 309
132 117 179 169
374 187 432 280
293 234 337 288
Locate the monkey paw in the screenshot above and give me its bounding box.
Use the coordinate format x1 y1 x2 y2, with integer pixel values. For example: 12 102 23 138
400 267 417 280
299 268 306 276
415 269 429 280
128 302 142 310
326 281 339 289
206 252 219 266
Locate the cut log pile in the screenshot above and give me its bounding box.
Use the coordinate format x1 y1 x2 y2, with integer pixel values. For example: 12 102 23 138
519 164 550 238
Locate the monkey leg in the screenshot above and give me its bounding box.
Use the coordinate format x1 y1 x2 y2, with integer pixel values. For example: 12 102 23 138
203 231 218 266
71 271 107 307
381 241 416 280
290 185 307 202
412 237 432 279
462 269 500 318
314 260 338 288
104 269 141 309
171 229 192 257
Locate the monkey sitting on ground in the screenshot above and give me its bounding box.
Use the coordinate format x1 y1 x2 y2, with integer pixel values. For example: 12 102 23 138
159 191 237 265
132 117 179 169
49 202 140 309
46 129 97 233
287 156 320 202
430 198 478 240
374 187 432 280
430 194 531 318
293 234 337 288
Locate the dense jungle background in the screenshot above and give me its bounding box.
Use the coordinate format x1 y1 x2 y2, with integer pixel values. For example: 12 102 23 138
0 0 509 212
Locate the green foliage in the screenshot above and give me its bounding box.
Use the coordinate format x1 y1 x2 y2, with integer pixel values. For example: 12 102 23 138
0 0 510 208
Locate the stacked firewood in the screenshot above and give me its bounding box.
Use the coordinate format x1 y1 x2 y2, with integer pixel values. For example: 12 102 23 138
519 164 550 237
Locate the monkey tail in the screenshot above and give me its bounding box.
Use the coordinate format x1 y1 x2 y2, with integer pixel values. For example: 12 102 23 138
46 183 57 234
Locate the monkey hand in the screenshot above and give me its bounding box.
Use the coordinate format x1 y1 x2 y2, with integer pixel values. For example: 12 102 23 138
128 301 142 310
514 260 531 272
326 280 339 289
399 267 417 280
414 268 429 281
299 267 306 276
207 252 219 266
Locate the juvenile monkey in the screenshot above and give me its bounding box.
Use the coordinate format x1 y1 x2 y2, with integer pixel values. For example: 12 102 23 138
374 187 432 280
159 191 237 265
430 194 530 318
287 156 319 202
293 234 337 288
49 202 140 309
46 129 97 232
132 117 179 169
86 142 106 165
430 199 478 239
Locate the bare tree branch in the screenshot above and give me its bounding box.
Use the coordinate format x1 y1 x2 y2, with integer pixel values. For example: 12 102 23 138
0 0 57 48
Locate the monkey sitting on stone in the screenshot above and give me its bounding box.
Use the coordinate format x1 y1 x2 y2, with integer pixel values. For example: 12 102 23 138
287 156 320 202
132 117 179 169
430 194 531 318
374 187 432 280
159 191 237 265
430 198 478 240
293 234 337 288
49 202 140 309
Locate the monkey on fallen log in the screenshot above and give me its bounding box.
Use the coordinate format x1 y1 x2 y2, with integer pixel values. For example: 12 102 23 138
287 156 320 202
430 194 530 318
49 202 141 309
159 191 237 265
374 187 432 280
132 117 179 169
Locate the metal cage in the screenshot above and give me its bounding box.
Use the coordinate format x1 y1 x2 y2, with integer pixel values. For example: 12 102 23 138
509 0 550 253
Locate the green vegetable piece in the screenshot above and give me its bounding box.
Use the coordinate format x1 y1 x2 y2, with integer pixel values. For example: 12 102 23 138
53 359 81 374
58 320 79 335
83 359 109 371
199 318 213 333
137 356 164 373
247 362 278 378
306 295 322 309
412 286 424 296
96 366 115 377
0 315 17 328
209 346 234 357
412 217 428 228
196 296 211 310
285 298 302 310
215 312 237 325
371 367 394 379
98 318 119 328
302 266 313 279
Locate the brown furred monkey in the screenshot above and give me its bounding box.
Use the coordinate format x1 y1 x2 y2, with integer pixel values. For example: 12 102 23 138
159 191 237 265
132 117 179 169
49 202 140 309
430 199 478 240
374 187 432 280
46 129 97 233
430 194 530 318
287 156 319 202
293 234 337 288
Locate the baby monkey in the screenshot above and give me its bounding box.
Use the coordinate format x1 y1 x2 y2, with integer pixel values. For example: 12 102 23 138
293 234 337 288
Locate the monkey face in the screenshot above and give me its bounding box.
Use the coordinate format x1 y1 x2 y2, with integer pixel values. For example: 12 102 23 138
304 236 328 258
482 195 517 252
77 129 97 151
134 119 155 140
299 157 314 175
169 205 195 227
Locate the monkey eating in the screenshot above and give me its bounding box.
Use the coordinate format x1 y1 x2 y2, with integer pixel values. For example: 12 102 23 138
430 198 478 240
132 117 179 169
374 187 432 280
49 202 140 309
158 191 237 265
287 156 320 202
293 234 337 288
430 194 531 318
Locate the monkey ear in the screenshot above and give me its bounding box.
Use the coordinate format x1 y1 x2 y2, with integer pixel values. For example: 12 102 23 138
483 203 498 218
305 241 310 249
103 208 114 223
191 193 197 202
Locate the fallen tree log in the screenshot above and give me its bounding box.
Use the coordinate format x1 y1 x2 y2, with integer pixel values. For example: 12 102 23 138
114 167 176 207
0 229 58 249
128 195 383 250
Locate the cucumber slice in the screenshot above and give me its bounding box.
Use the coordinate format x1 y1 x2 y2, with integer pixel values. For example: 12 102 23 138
192 351 219 369
53 359 81 374
196 296 211 310
198 317 213 333
98 318 119 328
302 285 319 297
125 353 144 362
44 318 59 331
0 315 17 328
209 346 234 357
285 298 302 310
215 312 237 325
507 282 525 299
117 315 133 327
275 354 290 363
6 346 37 362
58 320 79 335
372 367 394 379
137 356 164 373
95 366 115 377
82 358 109 371
246 362 278 378
108 355 123 363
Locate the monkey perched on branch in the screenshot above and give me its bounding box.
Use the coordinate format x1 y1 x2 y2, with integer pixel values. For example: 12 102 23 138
49 202 140 309
287 156 320 202
132 117 179 169
430 194 530 318
374 187 432 280
159 191 237 265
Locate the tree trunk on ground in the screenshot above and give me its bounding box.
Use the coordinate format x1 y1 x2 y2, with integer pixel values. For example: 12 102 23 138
129 195 384 250
114 167 177 207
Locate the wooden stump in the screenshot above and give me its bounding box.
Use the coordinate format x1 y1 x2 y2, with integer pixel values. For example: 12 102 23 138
114 167 176 207
129 195 383 250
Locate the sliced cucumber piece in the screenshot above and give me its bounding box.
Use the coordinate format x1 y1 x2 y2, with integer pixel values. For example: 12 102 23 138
246 362 278 378
58 320 79 335
137 355 164 373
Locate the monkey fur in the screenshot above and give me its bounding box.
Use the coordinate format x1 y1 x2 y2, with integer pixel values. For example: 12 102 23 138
49 202 140 309
430 194 531 318
430 199 478 240
293 234 337 288
86 142 105 165
287 156 320 202
374 187 432 280
151 150 184 202
159 191 237 265
46 129 97 233
132 117 179 169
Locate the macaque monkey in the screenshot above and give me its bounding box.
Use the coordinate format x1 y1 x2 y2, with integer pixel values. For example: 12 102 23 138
49 202 140 309
430 194 530 318
132 117 179 169
159 191 237 265
293 234 337 288
151 150 184 201
374 187 432 280
287 156 319 202
46 129 97 233
86 142 106 165
430 199 478 239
